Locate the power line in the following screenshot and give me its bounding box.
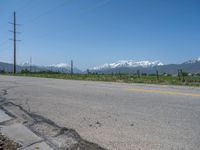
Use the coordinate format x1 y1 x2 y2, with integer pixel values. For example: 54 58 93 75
19 0 108 42
82 0 112 13
16 0 107 26
24 0 73 25
1 0 108 68
16 0 106 39
0 40 9 47
15 0 38 14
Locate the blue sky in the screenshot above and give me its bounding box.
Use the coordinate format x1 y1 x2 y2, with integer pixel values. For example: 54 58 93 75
0 0 200 69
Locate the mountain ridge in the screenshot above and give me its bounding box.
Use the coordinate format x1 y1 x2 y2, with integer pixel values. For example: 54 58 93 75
89 57 200 74
0 57 200 74
92 60 164 70
0 62 81 73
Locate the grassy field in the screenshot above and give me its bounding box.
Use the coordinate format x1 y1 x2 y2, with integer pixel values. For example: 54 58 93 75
2 72 200 87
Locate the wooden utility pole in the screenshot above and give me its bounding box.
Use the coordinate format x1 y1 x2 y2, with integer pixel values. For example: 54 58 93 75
13 11 16 74
180 69 185 82
137 70 140 78
30 57 32 72
9 11 20 74
71 60 73 75
177 69 181 80
156 70 159 80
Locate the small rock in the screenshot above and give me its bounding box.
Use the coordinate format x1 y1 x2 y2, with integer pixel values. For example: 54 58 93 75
96 121 101 126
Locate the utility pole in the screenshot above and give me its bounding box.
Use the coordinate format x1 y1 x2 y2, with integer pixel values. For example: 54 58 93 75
156 70 159 80
30 57 32 73
177 69 181 81
180 69 185 82
13 11 16 74
137 70 140 78
71 60 73 75
9 11 20 74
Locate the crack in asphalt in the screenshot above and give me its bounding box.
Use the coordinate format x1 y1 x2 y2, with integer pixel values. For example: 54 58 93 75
18 140 45 150
0 89 107 150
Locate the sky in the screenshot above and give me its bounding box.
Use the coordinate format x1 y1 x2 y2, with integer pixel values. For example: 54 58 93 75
0 0 200 70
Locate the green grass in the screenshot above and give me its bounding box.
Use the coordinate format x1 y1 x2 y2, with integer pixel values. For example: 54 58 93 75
1 72 200 87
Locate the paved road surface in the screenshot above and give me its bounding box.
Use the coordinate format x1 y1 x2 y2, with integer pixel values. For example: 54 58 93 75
0 75 200 150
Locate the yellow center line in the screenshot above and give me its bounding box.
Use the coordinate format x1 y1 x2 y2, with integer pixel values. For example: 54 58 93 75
127 88 200 97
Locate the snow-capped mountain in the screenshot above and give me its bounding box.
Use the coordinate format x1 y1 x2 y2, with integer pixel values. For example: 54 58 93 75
1 57 200 74
183 57 200 64
19 62 30 66
15 62 82 73
49 63 70 68
89 58 200 74
20 62 70 68
46 63 81 73
92 60 163 70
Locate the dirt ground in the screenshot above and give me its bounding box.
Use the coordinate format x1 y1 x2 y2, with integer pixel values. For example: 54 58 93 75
0 132 21 150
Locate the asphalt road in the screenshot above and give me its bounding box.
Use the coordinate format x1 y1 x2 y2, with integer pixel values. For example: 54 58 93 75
0 75 200 150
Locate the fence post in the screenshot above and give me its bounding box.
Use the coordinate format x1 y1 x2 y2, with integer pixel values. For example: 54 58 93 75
137 70 140 78
156 70 159 81
180 69 185 82
177 69 181 81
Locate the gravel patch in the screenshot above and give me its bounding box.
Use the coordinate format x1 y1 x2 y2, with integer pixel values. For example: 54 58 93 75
0 132 21 150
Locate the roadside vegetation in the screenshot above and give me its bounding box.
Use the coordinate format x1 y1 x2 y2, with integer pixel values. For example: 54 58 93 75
1 69 200 87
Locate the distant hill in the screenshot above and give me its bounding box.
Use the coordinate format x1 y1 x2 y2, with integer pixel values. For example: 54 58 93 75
89 58 200 74
1 57 200 74
0 62 15 72
0 62 82 73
